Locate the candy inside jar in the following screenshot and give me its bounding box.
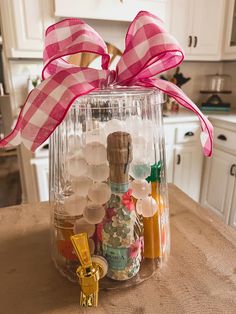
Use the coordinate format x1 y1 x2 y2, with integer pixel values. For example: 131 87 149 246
49 87 170 288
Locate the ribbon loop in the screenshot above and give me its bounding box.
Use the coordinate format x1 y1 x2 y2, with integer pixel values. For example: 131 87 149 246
0 11 213 156
42 18 110 79
116 11 184 85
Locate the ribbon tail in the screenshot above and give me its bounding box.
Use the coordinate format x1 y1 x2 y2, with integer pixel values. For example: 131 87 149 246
139 78 213 157
0 68 108 151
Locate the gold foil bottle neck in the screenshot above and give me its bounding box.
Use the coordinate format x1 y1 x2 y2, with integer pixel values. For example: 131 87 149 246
70 233 99 307
70 233 92 268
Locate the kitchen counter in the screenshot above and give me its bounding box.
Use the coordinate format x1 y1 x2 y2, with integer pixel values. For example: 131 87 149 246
163 108 236 127
1 184 236 314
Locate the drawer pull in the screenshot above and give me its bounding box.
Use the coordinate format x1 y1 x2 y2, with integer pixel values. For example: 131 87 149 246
230 164 236 176
184 131 194 137
177 154 181 165
188 35 192 47
217 134 227 141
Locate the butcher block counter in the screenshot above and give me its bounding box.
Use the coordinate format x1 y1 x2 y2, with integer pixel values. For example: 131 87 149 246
1 184 236 314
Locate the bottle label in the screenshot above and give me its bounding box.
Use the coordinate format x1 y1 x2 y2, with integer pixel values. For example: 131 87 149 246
109 181 129 193
102 245 129 270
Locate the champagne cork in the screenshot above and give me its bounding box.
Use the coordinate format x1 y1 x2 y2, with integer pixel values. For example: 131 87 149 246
107 132 133 191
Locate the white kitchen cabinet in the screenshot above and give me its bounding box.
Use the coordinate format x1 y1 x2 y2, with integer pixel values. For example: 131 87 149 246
0 0 54 58
229 184 236 229
54 0 170 25
201 149 236 223
173 145 203 202
164 120 203 201
169 0 192 54
222 0 236 60
170 0 225 60
31 157 49 202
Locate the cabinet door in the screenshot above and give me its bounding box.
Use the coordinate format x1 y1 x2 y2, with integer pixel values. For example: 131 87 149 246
31 157 49 201
190 0 225 59
201 149 236 223
169 0 193 55
229 182 236 229
222 0 236 59
1 0 54 58
55 0 169 24
173 145 203 202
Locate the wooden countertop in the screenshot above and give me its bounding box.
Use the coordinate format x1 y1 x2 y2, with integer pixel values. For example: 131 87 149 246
1 184 236 314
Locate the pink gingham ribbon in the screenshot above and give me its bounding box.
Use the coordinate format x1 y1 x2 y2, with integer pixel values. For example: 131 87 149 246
0 11 213 156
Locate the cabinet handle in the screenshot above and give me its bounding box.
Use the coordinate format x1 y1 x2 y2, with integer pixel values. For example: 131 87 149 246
230 164 236 176
177 154 181 165
184 131 194 137
193 36 198 48
188 35 192 47
217 134 227 141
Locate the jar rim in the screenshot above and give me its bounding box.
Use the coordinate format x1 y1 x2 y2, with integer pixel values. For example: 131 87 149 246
74 86 165 108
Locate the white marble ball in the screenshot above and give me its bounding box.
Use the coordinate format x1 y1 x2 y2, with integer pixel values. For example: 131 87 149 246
105 119 124 136
87 163 109 182
71 176 93 196
67 155 87 177
129 161 151 180
84 142 107 165
68 134 81 152
88 183 111 204
130 179 151 199
64 194 87 215
83 203 105 224
137 197 157 217
73 217 96 237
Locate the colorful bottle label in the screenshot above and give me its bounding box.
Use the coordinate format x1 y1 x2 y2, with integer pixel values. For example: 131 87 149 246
102 245 129 270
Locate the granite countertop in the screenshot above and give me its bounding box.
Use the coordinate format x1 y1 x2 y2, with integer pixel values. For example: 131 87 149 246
1 184 236 314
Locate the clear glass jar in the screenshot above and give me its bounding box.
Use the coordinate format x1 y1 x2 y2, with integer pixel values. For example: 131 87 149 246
49 86 170 289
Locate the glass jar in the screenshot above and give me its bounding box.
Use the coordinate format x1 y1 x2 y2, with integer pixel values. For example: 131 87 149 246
49 86 170 289
201 74 232 93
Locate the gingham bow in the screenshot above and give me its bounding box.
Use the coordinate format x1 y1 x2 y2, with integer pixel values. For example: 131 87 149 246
0 11 213 156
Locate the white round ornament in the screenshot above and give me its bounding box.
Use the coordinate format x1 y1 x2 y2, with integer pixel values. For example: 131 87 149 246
85 128 106 145
130 179 151 199
88 183 111 205
73 218 95 237
87 164 109 182
129 161 151 180
126 116 142 136
84 142 107 165
64 194 87 215
140 197 157 217
105 119 124 136
83 203 105 224
68 134 81 152
67 155 87 177
71 176 93 196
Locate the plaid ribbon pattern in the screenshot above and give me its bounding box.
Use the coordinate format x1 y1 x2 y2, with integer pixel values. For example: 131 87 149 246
0 11 213 156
